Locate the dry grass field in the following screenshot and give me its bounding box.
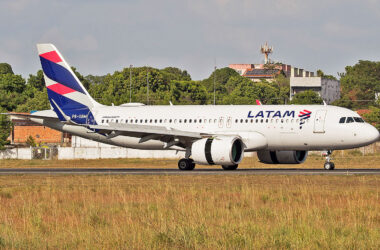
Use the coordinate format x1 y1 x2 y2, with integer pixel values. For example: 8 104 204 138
0 154 379 249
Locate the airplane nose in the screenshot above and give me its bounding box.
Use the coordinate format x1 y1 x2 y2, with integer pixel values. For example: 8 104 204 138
366 124 380 144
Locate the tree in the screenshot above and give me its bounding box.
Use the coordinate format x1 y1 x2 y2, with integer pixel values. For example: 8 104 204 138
0 107 11 150
338 60 380 109
0 63 14 75
362 106 380 131
290 90 323 104
316 69 337 80
27 70 45 91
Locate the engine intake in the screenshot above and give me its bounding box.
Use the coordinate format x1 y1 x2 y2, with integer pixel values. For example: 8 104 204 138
192 136 244 166
257 150 308 164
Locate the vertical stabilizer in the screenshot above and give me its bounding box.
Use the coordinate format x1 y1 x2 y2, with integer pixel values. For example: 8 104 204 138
37 43 100 124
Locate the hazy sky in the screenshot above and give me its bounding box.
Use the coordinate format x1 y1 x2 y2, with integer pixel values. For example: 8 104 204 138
1 0 380 80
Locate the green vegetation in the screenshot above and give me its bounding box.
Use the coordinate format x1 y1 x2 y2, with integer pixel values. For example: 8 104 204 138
0 173 378 249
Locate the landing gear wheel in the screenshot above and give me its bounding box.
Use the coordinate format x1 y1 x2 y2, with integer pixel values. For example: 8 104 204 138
323 150 335 170
324 162 335 170
222 164 238 170
178 158 195 171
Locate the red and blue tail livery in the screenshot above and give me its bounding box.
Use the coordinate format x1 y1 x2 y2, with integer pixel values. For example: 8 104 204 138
37 44 100 125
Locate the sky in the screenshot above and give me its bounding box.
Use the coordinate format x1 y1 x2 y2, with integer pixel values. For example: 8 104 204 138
1 0 380 80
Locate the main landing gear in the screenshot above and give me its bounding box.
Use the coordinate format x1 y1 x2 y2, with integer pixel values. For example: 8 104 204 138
178 158 195 171
323 150 335 170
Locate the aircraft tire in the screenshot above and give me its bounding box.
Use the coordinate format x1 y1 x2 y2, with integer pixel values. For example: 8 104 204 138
178 159 195 171
222 164 238 170
324 162 335 170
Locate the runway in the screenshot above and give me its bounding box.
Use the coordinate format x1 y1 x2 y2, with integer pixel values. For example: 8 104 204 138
0 168 379 175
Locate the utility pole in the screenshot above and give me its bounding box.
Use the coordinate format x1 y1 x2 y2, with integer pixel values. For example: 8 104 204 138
129 65 132 103
213 65 217 105
147 70 149 105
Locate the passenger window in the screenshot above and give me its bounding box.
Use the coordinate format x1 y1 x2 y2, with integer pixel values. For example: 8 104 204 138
116 120 118 123
125 120 128 123
140 119 143 123
240 119 243 123
261 119 263 123
179 119 182 123
135 119 138 123
339 117 346 123
266 119 268 123
199 119 202 123
250 119 253 123
256 119 258 123
235 119 238 123
189 119 192 123
154 119 157 123
245 119 248 123
150 119 152 123
145 119 148 123
159 119 162 123
346 117 354 123
102 120 104 123
194 119 197 123
169 119 172 123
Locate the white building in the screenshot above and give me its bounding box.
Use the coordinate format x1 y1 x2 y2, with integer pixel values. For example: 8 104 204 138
290 77 340 104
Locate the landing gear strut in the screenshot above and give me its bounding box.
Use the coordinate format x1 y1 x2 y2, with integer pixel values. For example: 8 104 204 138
323 150 335 170
178 158 195 171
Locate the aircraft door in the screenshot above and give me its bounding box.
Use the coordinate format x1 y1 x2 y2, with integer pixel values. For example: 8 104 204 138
313 110 327 133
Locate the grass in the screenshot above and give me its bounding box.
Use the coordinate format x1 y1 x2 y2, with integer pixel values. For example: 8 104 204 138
0 152 379 169
0 155 379 248
0 174 378 249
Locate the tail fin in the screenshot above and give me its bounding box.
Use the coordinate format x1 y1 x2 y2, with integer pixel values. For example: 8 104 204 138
37 44 100 125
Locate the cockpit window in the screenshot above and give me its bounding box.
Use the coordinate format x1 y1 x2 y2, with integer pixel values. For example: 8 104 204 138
346 117 354 123
339 117 346 123
354 117 364 123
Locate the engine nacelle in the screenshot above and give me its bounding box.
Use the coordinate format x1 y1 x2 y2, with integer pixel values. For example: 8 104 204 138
192 136 244 166
257 150 308 164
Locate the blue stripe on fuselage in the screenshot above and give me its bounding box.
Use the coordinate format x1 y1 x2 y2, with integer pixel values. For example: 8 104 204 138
40 56 85 94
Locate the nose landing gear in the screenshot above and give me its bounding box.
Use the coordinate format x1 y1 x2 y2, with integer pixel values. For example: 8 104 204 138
323 150 335 170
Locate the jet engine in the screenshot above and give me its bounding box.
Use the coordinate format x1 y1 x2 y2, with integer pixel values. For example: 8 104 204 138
191 136 244 166
257 150 308 164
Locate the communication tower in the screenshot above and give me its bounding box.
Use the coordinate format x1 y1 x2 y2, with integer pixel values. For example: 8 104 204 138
260 42 273 64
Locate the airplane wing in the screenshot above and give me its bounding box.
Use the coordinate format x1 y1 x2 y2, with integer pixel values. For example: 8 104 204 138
89 122 204 148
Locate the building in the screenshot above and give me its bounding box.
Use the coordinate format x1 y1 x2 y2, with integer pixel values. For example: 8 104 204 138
7 113 71 145
290 77 340 104
229 63 314 82
229 42 340 103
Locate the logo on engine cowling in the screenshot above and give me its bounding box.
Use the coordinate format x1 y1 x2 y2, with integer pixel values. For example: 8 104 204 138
298 110 312 129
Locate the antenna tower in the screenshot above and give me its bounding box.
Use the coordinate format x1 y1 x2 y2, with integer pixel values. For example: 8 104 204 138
260 42 273 64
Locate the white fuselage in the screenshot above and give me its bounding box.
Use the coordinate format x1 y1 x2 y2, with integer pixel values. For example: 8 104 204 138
32 104 379 152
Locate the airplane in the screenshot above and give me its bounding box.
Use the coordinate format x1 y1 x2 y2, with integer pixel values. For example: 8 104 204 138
5 44 380 170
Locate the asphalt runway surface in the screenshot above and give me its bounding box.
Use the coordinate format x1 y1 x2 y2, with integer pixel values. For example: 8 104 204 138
0 168 379 175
